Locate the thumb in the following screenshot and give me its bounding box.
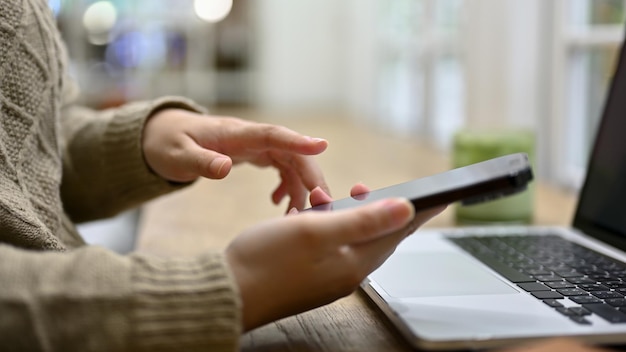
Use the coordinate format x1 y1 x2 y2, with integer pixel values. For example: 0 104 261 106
185 145 233 179
312 198 415 246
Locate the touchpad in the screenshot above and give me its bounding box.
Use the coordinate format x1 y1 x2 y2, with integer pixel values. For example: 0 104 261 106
370 252 517 297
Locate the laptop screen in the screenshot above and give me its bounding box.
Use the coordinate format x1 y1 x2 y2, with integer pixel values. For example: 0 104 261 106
574 39 626 250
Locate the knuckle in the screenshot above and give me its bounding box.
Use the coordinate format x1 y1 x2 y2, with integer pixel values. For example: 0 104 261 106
352 210 378 237
295 216 324 248
262 124 294 146
166 146 185 162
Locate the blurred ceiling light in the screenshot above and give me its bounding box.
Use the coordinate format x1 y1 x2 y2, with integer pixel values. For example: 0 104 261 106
194 0 233 23
88 32 111 46
82 1 118 44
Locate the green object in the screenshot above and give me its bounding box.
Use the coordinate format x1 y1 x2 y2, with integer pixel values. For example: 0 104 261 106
453 129 536 225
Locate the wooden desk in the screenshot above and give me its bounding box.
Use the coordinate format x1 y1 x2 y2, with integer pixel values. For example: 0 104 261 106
136 113 577 351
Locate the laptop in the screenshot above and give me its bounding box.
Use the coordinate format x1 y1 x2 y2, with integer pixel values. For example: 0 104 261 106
361 32 626 351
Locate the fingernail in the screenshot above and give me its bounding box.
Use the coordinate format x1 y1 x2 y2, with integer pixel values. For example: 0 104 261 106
307 136 327 143
288 207 299 215
210 157 229 176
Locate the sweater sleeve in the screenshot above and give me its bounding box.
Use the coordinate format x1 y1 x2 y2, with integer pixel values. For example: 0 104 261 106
0 243 241 352
59 92 208 222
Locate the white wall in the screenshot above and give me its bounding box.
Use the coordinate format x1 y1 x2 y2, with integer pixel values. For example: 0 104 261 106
250 0 348 110
342 0 379 118
248 0 380 113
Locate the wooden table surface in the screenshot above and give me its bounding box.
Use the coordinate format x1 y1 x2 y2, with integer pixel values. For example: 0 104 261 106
136 110 578 351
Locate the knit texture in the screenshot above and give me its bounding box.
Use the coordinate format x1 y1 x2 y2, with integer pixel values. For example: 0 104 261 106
0 0 241 350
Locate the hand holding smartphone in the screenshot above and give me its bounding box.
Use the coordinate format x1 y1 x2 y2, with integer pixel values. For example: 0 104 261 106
307 153 533 212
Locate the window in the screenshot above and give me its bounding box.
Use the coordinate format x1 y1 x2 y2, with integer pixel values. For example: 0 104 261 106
551 0 625 188
375 0 465 148
374 0 626 188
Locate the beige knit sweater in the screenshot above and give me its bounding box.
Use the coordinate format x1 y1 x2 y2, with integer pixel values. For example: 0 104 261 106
0 1 241 351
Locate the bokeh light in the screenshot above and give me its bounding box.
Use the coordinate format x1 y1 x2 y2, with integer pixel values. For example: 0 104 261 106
83 1 118 44
194 0 233 23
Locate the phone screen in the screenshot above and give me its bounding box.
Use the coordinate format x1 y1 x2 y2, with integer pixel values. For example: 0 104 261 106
308 153 533 212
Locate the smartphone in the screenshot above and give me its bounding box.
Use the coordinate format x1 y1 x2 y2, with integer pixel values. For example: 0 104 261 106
307 153 533 212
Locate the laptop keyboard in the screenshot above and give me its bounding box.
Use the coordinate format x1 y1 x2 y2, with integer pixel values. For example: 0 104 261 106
449 234 626 325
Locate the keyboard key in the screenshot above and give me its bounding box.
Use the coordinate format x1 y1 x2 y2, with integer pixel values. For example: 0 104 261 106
567 277 597 284
569 306 592 316
569 316 592 325
606 298 626 307
532 291 564 299
604 281 626 289
543 299 564 308
517 282 550 292
583 303 626 323
547 264 574 272
535 274 564 282
582 270 610 277
578 284 610 291
591 291 624 299
555 271 584 278
557 288 588 296
526 269 552 276
590 275 620 282
604 278 625 284
570 296 603 304
546 281 576 289
518 264 544 271
556 307 576 316
556 307 591 316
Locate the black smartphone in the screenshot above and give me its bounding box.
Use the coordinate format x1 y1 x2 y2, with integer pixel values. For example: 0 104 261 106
307 153 533 212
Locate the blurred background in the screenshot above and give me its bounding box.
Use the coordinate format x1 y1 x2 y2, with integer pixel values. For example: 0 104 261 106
51 0 626 250
50 0 625 189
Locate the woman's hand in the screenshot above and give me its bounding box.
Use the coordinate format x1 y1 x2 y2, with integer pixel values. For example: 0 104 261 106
225 185 444 331
142 109 330 210
297 183 370 213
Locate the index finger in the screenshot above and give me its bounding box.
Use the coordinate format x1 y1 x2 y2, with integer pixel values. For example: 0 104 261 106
251 123 329 155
